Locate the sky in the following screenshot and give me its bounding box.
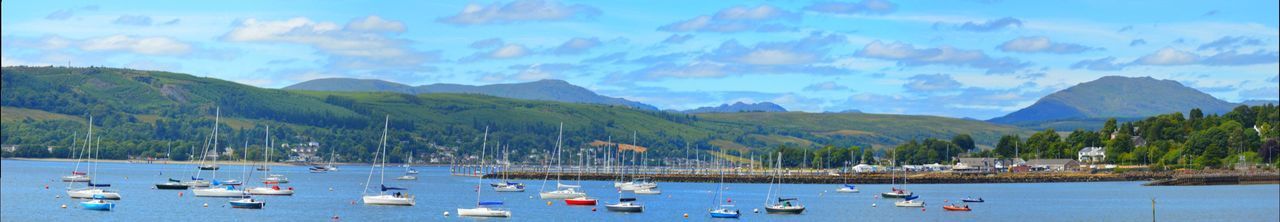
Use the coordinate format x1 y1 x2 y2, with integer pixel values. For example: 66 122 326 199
3 0 1278 119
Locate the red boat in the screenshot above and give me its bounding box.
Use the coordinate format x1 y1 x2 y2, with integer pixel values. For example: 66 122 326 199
564 197 598 206
943 205 971 211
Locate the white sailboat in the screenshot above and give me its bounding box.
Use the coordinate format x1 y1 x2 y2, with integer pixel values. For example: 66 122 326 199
458 127 512 217
249 126 294 196
396 151 418 180
709 160 740 218
230 137 266 209
361 115 414 206
66 116 122 200
763 152 804 214
605 136 644 213
493 144 525 192
194 108 248 198
539 123 586 199
60 131 92 182
882 145 913 198
837 149 860 193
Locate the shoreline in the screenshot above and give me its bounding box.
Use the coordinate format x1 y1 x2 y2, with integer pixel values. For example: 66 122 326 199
4 157 335 167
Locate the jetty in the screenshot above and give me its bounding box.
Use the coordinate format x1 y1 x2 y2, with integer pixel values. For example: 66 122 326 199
1143 172 1280 186
480 166 1185 184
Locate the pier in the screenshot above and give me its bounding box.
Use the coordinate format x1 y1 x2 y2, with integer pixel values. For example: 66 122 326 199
472 165 1190 184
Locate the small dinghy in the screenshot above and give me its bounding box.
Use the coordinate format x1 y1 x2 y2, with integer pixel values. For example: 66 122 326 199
943 204 971 211
80 194 116 211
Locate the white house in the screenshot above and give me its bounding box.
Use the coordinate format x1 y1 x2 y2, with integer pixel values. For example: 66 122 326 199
1078 147 1105 163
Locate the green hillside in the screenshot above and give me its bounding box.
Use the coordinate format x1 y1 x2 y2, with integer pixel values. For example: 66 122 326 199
3 66 1030 164
990 76 1239 129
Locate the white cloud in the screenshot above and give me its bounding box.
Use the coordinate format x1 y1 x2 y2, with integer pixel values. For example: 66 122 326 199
658 5 798 33
804 0 897 15
551 37 601 55
997 36 1097 54
79 35 192 56
856 40 1029 74
803 81 849 91
345 15 405 33
437 0 601 25
489 43 530 59
1134 48 1200 65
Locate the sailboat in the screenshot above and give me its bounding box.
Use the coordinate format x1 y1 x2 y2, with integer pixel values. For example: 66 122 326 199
397 151 418 180
709 160 740 218
80 194 116 211
493 144 525 192
458 127 513 217
249 126 294 196
564 148 597 206
67 116 123 200
230 137 266 209
604 137 645 213
539 123 586 199
890 146 924 208
763 152 804 214
362 116 415 206
61 131 92 182
194 109 248 198
881 145 913 198
837 150 860 193
894 195 925 207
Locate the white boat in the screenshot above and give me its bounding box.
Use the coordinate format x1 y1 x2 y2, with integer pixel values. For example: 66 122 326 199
457 203 511 217
836 150 860 193
538 123 588 200
193 186 248 197
539 186 586 199
605 198 644 212
361 116 415 206
182 179 211 187
458 129 512 217
494 184 524 192
67 188 121 200
709 164 738 218
62 174 92 182
836 184 860 193
633 188 662 195
895 199 925 207
229 198 264 209
363 194 415 206
395 175 418 180
261 174 289 184
763 152 805 214
247 186 294 196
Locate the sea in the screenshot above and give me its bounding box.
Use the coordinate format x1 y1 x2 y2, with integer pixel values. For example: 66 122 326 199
2 159 1277 221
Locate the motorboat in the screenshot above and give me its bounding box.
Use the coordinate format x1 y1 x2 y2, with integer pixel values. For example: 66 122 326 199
396 175 418 180
247 185 294 195
943 204 971 211
198 164 220 171
710 206 741 218
229 198 264 209
604 198 644 212
836 184 859 193
218 179 242 186
457 201 511 217
261 174 288 184
539 185 586 199
182 178 211 187
564 196 598 205
62 174 92 182
882 188 913 198
193 185 248 197
764 198 805 214
363 193 415 206
406 168 419 174
961 197 984 203
493 183 525 192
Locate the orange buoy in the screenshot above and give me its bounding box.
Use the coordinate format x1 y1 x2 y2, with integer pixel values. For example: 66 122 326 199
179 192 184 197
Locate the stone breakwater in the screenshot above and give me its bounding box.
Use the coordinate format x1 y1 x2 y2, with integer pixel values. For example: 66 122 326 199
487 171 1183 184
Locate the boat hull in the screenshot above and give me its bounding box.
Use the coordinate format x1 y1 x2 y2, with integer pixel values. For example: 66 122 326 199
605 204 644 212
192 188 247 197
247 187 294 195
62 175 92 182
155 183 190 190
67 189 121 200
493 185 525 192
961 199 984 203
943 205 971 211
363 195 415 206
894 200 925 207
395 176 417 180
881 192 913 198
764 205 805 214
633 189 662 195
710 210 741 218
565 198 598 206
836 187 860 193
80 201 114 211
229 199 264 209
539 191 586 199
457 208 511 217
182 180 211 187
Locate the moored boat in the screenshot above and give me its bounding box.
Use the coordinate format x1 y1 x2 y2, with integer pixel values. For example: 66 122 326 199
836 184 859 193
633 188 662 195
943 204 971 211
457 201 511 217
80 194 115 211
962 197 984 203
565 196 598 206
247 185 294 196
604 198 644 212
894 195 925 207
193 185 248 198
229 198 264 209
155 178 190 190
764 198 806 214
710 206 741 218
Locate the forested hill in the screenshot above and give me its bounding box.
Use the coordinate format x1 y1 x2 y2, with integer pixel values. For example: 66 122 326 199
285 78 659 111
2 66 1027 165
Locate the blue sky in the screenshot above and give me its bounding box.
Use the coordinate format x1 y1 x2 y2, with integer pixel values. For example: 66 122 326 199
3 0 1277 119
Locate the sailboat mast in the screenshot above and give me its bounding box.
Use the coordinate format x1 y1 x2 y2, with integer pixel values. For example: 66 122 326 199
379 115 390 189
554 122 564 184
476 126 489 206
212 107 220 181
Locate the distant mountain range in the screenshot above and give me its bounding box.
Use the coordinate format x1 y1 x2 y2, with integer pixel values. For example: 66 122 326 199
684 102 787 113
989 76 1243 129
285 78 658 111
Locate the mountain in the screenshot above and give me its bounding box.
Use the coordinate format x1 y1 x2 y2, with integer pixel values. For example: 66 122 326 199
1241 100 1279 106
989 76 1238 129
3 66 1029 163
284 78 658 111
685 102 787 113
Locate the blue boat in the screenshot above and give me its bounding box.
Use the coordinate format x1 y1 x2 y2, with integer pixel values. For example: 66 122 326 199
80 194 115 211
962 197 984 203
710 205 741 218
229 198 264 209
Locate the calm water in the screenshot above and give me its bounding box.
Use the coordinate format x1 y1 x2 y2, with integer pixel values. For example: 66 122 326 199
2 159 1277 222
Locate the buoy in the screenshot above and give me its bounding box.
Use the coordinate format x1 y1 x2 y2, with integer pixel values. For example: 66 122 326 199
179 192 184 197
55 195 61 198
683 213 688 218
592 207 597 212
944 200 948 202
61 204 67 208
329 187 334 191
443 211 449 216
45 185 49 189
332 215 340 221
872 203 877 207
351 200 356 205
546 201 552 206
753 208 759 213
922 208 926 212
203 203 209 207
289 187 294 190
